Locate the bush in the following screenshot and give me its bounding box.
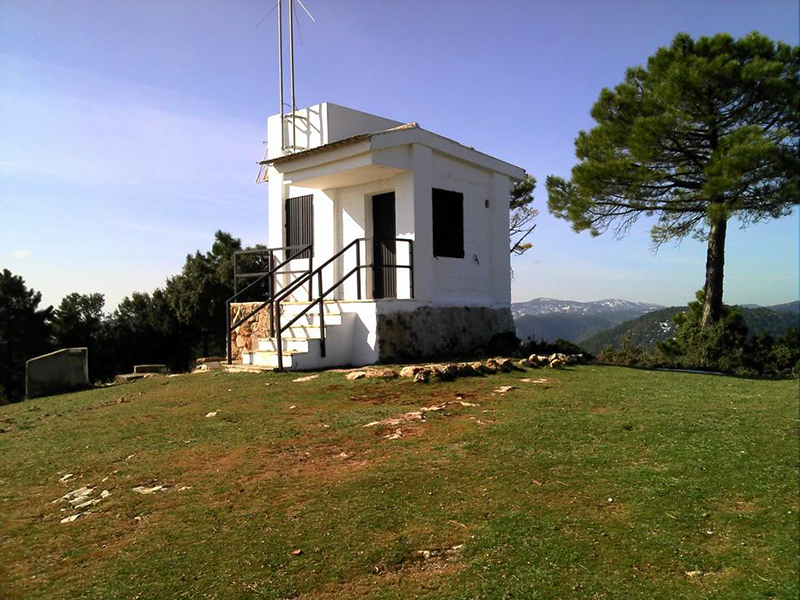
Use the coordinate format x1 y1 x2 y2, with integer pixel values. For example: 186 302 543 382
521 337 592 359
657 291 747 373
597 336 665 368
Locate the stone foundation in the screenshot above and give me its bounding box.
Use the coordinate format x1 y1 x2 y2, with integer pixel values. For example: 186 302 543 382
229 302 275 361
376 306 515 362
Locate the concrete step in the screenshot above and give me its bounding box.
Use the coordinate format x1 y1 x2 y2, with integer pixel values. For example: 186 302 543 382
257 337 310 353
242 349 310 369
278 310 342 327
282 323 323 338
223 362 274 373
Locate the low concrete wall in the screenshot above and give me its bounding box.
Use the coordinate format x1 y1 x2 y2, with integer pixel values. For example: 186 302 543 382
376 306 515 362
26 348 90 399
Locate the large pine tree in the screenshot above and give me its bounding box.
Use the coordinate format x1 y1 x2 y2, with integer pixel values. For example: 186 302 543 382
547 32 799 327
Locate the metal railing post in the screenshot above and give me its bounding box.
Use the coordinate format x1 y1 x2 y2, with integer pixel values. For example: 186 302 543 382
355 240 362 300
318 270 326 357
276 306 283 371
308 245 313 301
408 239 414 299
226 302 232 364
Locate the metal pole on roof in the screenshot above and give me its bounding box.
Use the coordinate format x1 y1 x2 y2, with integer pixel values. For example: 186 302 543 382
289 0 296 151
277 0 285 151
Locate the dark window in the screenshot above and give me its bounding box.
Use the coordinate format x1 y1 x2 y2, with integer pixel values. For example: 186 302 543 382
432 188 464 258
285 194 313 258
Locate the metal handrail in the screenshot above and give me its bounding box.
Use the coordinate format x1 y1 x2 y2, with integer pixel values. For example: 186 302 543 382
272 237 413 370
226 237 414 370
226 243 312 364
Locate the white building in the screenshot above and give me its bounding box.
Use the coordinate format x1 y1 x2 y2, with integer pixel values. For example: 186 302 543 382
228 102 525 370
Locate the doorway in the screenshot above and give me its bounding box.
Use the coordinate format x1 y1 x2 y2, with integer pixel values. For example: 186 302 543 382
371 192 396 299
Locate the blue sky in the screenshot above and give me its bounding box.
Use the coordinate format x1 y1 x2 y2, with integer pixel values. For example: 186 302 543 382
1 0 797 309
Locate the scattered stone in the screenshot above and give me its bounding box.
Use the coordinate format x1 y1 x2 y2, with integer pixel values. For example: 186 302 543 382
74 498 102 510
292 549 303 556
293 374 319 382
485 358 501 371
416 543 465 561
400 366 417 378
494 386 515 394
205 411 218 418
518 359 533 369
59 473 74 483
454 362 479 376
289 405 296 410
53 485 93 505
469 361 488 374
365 368 399 379
337 452 350 459
364 412 424 428
685 570 704 578
117 396 126 404
520 378 548 384
384 429 404 440
60 514 81 524
178 486 192 491
345 371 367 381
496 358 518 371
549 359 564 369
132 484 167 494
413 371 428 384
100 490 111 499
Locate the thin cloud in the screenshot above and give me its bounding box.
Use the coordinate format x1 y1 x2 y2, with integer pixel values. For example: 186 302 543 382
12 249 31 259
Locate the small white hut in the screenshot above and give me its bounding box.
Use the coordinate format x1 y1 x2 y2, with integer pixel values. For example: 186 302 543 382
228 102 525 370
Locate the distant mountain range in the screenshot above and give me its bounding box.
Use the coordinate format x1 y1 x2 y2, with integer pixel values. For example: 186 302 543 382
512 298 664 344
581 305 799 354
512 297 799 351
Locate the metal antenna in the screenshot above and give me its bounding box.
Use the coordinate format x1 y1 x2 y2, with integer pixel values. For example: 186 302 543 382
295 0 316 22
277 0 285 151
289 0 296 151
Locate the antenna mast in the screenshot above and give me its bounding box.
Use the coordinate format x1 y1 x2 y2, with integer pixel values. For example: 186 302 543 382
289 0 296 151
277 0 285 151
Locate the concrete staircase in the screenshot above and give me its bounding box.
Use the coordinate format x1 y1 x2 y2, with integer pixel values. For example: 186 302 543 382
239 301 344 369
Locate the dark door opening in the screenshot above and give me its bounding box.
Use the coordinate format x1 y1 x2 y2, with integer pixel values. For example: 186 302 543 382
372 192 396 299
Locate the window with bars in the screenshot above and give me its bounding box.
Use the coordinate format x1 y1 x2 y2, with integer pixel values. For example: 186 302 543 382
432 188 464 258
285 194 314 258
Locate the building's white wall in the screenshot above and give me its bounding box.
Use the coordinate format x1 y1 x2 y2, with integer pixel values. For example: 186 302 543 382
267 102 402 160
326 103 403 144
421 152 510 307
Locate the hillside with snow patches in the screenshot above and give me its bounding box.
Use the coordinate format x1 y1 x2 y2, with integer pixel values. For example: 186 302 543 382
511 298 664 344
512 298 799 349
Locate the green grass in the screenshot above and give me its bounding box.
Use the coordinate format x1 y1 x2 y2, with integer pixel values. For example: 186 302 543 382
0 366 797 599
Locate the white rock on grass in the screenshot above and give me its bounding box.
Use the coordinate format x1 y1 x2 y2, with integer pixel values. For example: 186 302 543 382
132 484 167 494
293 374 319 382
60 514 81 524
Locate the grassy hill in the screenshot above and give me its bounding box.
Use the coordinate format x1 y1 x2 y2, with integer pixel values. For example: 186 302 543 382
1 367 797 599
582 306 799 355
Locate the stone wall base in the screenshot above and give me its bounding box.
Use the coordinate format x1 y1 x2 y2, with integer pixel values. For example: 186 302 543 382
376 306 515 362
229 302 274 361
